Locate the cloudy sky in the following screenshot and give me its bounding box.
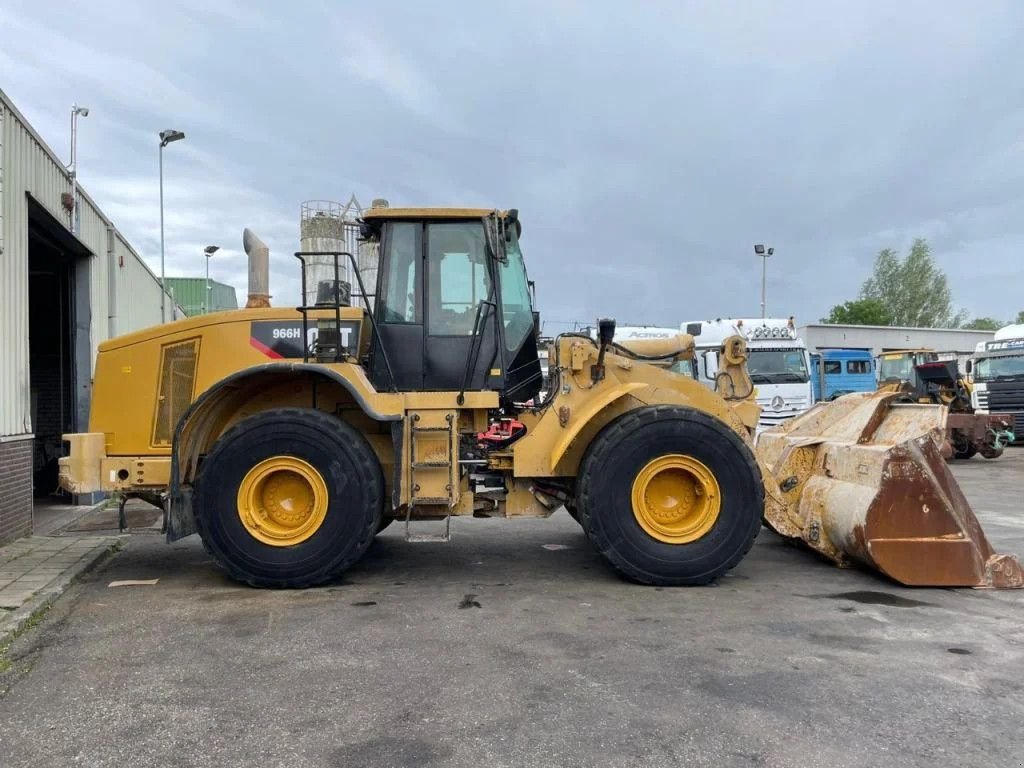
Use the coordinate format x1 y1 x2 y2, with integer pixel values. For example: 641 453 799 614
3 1 1023 330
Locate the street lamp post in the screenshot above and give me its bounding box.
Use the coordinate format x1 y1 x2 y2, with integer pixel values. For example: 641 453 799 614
203 245 220 313
159 129 186 322
754 244 774 318
69 105 89 235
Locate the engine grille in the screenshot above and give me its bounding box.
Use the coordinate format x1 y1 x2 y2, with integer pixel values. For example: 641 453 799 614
151 339 199 446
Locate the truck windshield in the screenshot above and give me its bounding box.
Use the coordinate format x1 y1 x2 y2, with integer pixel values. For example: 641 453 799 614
747 349 808 383
975 355 1024 381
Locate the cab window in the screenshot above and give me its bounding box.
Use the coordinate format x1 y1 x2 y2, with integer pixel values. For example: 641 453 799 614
498 229 535 353
379 223 419 323
427 222 489 335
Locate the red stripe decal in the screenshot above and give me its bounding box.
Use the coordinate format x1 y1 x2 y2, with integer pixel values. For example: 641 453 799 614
250 336 283 359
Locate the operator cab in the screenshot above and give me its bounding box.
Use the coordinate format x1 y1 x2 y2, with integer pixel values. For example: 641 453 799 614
359 208 542 403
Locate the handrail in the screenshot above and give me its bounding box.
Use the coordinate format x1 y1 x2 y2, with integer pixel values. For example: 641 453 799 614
293 250 398 392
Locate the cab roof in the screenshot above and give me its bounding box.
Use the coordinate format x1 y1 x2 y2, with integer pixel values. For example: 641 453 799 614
361 207 498 220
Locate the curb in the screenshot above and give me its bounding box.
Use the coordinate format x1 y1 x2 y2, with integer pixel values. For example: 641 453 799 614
0 540 123 649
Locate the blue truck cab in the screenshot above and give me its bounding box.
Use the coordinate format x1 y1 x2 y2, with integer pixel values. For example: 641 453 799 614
810 349 876 402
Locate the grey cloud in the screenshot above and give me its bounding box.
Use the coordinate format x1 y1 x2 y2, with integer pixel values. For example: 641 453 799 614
3 0 1022 327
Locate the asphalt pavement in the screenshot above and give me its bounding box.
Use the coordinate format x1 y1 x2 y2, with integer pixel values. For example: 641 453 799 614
1 453 1022 767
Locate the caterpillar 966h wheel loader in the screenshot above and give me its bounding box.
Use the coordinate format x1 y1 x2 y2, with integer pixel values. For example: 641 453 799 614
58 207 1023 589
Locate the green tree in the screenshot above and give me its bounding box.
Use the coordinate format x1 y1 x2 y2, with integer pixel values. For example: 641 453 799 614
962 317 1003 331
822 298 893 325
861 239 963 327
1016 310 1024 324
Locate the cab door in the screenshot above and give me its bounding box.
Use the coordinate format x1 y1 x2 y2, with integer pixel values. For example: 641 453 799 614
370 221 424 391
422 221 499 391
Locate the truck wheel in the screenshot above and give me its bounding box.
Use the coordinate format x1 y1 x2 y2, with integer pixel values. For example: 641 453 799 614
577 405 762 586
195 408 383 588
981 446 1004 460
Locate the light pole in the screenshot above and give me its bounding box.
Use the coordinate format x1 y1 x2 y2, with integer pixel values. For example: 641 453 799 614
203 245 220 313
754 244 774 318
159 129 186 322
68 105 89 235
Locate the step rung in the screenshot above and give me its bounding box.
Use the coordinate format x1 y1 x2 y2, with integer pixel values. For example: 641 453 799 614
411 426 451 433
412 461 451 468
411 496 451 505
405 533 451 543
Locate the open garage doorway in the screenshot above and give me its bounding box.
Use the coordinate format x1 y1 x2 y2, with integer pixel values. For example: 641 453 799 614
27 197 92 510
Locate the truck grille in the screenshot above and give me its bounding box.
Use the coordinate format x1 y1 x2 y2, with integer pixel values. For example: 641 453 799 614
756 398 809 430
988 384 1024 411
980 384 1024 442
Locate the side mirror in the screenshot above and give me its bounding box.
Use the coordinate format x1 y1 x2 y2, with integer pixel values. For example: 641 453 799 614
965 359 973 374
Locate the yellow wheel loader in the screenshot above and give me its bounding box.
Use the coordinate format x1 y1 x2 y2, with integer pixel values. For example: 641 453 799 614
59 207 1023 589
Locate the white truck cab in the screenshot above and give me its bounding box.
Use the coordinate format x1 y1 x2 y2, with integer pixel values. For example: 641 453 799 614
969 324 1024 441
611 325 697 378
682 317 813 432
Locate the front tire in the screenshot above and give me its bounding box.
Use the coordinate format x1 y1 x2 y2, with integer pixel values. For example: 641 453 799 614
577 405 762 586
195 408 383 588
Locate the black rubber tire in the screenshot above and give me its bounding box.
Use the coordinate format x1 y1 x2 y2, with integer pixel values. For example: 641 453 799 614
577 405 762 586
981 447 1004 460
195 408 383 588
564 501 582 525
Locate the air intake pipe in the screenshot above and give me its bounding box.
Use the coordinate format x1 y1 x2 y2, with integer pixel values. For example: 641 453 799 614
242 228 271 308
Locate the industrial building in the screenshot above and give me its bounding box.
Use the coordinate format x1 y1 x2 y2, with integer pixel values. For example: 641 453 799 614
0 89 168 545
798 323 995 362
164 277 238 316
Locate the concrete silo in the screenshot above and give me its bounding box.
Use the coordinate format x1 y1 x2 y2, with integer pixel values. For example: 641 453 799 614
299 200 348 307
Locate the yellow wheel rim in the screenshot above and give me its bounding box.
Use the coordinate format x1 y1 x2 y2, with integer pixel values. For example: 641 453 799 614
630 454 721 544
236 456 329 547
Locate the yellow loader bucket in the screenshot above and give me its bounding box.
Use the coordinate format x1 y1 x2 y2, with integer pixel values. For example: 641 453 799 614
756 391 1023 588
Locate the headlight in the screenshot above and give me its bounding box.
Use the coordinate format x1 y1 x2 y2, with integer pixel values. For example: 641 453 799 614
772 327 781 338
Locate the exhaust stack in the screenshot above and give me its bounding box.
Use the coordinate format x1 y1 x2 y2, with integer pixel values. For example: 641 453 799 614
242 228 271 308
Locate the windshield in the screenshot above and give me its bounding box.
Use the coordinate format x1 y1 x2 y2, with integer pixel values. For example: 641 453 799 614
498 226 535 353
747 349 808 383
669 359 695 378
879 353 933 382
879 356 913 382
975 355 1024 381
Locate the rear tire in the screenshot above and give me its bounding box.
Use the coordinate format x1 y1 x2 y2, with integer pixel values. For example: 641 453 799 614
195 408 383 588
577 405 762 586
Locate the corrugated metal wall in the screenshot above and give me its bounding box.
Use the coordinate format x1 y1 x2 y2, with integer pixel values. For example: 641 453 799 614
0 91 166 437
111 233 167 335
164 277 239 316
